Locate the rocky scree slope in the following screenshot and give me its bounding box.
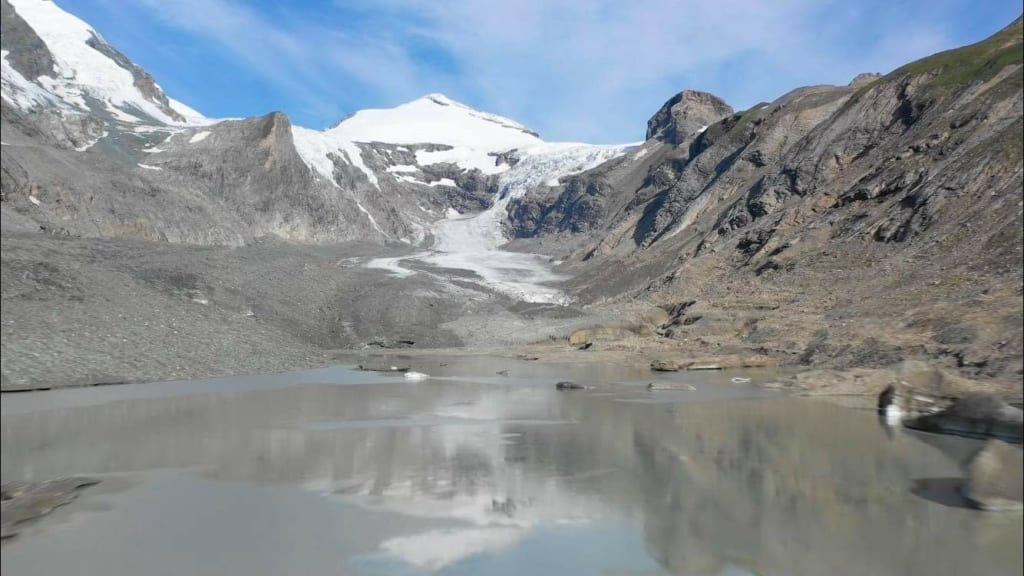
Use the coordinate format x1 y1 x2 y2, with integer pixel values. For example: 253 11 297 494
509 18 1024 383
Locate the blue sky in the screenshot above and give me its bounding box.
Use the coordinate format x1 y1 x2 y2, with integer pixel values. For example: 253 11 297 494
59 0 1022 143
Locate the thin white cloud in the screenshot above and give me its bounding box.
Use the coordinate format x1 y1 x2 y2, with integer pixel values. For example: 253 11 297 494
132 0 441 122
129 0 972 141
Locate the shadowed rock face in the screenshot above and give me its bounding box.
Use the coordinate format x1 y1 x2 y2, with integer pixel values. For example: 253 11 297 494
645 89 734 144
0 0 55 80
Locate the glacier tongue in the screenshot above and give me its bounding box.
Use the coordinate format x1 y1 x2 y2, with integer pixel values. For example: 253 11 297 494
367 140 636 304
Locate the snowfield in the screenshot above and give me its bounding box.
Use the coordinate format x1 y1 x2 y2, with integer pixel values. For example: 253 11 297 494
7 0 210 126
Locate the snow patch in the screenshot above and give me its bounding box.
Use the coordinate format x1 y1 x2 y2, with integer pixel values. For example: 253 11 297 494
290 126 379 189
386 164 419 173
188 131 211 143
1 49 57 110
137 163 162 171
365 256 417 278
393 174 428 186
429 178 457 187
415 147 510 175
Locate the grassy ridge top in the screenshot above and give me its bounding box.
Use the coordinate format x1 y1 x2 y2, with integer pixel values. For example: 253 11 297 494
888 16 1023 86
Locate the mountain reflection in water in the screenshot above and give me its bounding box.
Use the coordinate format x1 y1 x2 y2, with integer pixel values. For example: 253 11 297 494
2 363 1021 575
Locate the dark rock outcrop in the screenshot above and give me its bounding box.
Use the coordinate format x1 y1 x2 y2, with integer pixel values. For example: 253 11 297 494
0 0 55 81
646 90 734 144
904 393 1023 442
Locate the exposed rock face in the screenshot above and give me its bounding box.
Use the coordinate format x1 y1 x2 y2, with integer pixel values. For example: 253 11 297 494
510 18 1024 382
848 72 883 88
0 109 386 243
0 0 54 80
83 34 184 123
904 393 1023 442
963 440 1024 511
646 90 734 144
3 0 604 248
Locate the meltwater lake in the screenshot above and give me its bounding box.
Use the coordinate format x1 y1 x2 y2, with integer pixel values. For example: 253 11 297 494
2 357 1021 576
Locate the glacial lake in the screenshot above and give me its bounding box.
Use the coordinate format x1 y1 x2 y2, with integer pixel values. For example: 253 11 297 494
2 357 1021 575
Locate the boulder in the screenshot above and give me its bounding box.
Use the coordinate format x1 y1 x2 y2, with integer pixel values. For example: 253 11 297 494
651 360 681 372
1 477 99 539
962 440 1024 511
904 393 1023 442
647 383 696 391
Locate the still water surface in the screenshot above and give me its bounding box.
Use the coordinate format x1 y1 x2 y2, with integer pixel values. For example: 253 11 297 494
2 357 1021 575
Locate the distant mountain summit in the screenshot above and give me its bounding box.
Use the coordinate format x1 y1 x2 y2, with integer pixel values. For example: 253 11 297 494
1 0 204 125
1 0 631 245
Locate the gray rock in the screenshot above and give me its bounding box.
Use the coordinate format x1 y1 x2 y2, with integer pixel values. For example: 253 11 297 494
651 360 681 372
962 440 1024 511
646 90 734 144
904 393 1024 442
1 477 99 539
647 383 696 391
0 0 55 81
848 72 882 88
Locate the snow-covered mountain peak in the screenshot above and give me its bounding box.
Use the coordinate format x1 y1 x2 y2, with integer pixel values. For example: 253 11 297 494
293 91 635 192
422 93 456 106
2 0 206 126
325 93 541 151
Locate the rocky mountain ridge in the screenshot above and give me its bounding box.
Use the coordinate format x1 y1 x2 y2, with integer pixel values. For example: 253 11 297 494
1 0 630 247
510 17 1023 381
1 0 1021 389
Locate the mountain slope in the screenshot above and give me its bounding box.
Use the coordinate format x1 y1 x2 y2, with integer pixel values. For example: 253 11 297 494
1 0 633 248
510 17 1023 381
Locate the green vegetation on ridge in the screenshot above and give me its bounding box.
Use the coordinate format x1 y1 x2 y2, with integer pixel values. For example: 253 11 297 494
887 16 1023 87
